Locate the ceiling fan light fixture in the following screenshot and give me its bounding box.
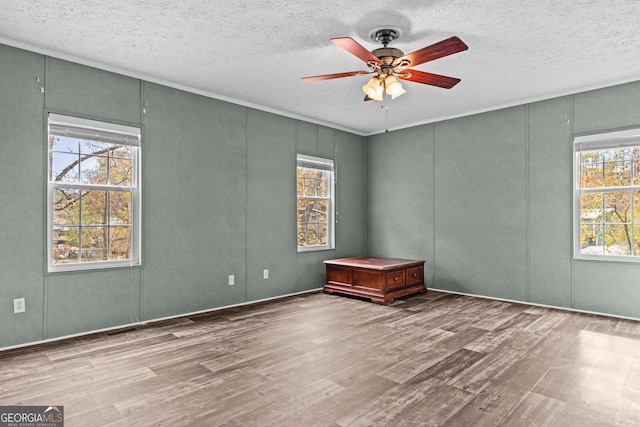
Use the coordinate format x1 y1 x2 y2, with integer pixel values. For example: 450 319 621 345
384 75 405 99
390 86 406 99
362 77 384 101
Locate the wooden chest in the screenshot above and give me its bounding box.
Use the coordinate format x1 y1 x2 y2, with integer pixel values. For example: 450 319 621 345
324 257 427 305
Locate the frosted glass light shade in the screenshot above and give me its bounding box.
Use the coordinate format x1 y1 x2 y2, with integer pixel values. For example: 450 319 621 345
384 75 405 99
362 77 384 101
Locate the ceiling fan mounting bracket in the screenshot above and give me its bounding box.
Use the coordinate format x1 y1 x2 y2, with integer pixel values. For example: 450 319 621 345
371 28 400 46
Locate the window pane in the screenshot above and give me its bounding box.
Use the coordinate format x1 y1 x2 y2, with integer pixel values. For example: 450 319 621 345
53 189 80 225
110 191 132 225
316 173 328 197
109 158 133 186
304 177 315 196
51 136 78 153
296 168 304 196
113 145 133 159
51 152 79 183
604 161 632 186
303 200 318 222
52 227 80 264
81 227 108 262
580 151 603 188
110 226 132 260
318 224 328 245
306 224 319 246
297 223 306 246
604 224 632 255
580 223 603 253
604 148 632 186
634 225 640 256
81 190 107 225
80 139 110 155
317 200 328 222
80 155 108 185
634 148 640 185
580 193 603 224
296 199 306 223
635 191 640 224
604 192 631 223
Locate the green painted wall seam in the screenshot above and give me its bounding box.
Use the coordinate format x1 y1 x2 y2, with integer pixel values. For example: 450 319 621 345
42 276 48 340
244 106 249 303
139 81 146 322
432 122 437 286
364 135 367 255
569 94 576 310
42 56 49 340
525 104 531 302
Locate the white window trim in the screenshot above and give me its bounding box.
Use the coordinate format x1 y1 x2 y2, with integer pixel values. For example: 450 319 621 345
47 113 142 272
297 154 335 252
573 128 640 262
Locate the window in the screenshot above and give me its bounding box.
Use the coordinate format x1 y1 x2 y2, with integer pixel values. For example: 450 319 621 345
297 154 335 251
574 128 640 261
47 113 141 272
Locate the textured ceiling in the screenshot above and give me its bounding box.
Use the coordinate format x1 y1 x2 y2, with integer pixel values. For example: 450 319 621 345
1 0 640 135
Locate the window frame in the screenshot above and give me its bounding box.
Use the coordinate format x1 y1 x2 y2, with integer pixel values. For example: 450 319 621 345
573 128 640 262
296 154 335 252
47 113 142 273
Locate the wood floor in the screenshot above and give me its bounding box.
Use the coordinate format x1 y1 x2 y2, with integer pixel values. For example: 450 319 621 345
2 290 640 426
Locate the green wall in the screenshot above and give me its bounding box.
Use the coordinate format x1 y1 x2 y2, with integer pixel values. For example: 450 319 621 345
366 82 640 319
0 45 45 346
2 39 640 349
0 44 365 348
366 125 436 285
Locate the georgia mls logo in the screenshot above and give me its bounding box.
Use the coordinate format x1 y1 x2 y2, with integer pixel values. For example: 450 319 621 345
0 405 64 427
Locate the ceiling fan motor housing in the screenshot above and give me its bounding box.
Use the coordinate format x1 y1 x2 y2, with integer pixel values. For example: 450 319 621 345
371 29 408 71
371 47 405 62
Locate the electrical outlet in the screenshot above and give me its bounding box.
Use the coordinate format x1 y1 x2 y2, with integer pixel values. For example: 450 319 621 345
228 275 235 286
13 298 25 314
263 269 269 280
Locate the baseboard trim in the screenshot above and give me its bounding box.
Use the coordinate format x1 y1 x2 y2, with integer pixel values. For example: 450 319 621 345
430 287 640 323
6 287 636 353
1 288 323 353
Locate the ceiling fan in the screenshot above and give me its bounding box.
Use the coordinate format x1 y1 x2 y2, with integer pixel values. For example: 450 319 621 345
302 29 468 101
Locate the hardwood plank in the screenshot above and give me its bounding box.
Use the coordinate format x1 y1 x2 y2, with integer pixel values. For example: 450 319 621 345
501 391 566 426
614 319 640 336
338 348 484 426
448 330 545 394
377 327 486 383
272 374 397 426
1 290 640 426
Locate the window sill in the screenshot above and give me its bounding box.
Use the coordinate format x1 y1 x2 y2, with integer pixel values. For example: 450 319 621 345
297 245 334 253
47 261 141 274
574 254 640 263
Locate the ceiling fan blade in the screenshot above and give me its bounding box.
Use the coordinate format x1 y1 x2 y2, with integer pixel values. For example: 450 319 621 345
398 70 461 89
302 71 362 82
399 36 468 67
331 37 382 65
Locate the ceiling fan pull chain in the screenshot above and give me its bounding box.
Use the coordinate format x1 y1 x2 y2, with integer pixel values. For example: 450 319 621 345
384 104 389 133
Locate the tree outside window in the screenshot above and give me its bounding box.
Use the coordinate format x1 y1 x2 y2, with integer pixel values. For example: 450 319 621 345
296 154 334 251
48 114 140 271
575 134 640 260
